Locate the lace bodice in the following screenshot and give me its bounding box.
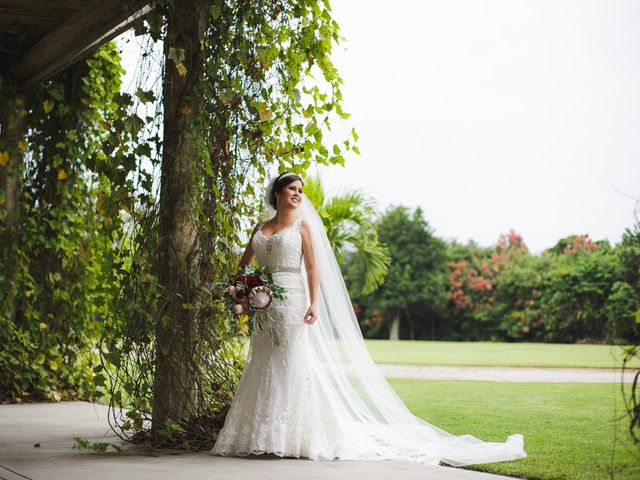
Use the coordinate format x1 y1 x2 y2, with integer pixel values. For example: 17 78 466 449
252 218 303 270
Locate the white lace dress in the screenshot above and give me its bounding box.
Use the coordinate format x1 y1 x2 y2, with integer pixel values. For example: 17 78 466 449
210 218 372 460
210 211 527 465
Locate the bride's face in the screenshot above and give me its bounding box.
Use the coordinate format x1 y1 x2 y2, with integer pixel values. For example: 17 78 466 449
277 180 303 210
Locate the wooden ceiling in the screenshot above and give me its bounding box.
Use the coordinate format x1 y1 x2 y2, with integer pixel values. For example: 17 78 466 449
0 0 152 87
0 1 89 63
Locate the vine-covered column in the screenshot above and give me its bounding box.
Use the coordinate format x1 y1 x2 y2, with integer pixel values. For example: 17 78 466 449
152 0 209 429
0 75 27 323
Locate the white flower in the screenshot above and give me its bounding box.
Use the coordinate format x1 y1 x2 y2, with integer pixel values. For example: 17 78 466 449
233 304 244 315
248 286 273 310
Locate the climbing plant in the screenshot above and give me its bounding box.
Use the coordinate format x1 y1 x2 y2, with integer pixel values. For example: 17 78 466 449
1 0 355 452
92 0 357 449
0 42 154 402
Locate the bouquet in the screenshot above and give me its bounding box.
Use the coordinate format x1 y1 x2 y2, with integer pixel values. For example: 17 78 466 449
216 266 286 345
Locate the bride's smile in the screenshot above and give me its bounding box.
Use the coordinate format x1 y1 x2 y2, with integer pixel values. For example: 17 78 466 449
276 181 303 209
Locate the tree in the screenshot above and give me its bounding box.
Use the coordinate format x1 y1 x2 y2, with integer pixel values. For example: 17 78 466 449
362 206 449 340
303 175 389 295
540 239 620 342
446 230 544 341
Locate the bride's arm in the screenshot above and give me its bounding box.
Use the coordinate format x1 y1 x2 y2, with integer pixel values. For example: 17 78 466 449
236 223 260 273
300 220 319 324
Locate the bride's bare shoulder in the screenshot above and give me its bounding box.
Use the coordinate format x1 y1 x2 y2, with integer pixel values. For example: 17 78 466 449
298 218 313 237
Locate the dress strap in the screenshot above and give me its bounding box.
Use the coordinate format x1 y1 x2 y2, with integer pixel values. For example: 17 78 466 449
253 221 265 237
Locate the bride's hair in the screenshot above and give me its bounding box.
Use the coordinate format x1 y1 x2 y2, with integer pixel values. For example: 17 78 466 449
269 172 304 209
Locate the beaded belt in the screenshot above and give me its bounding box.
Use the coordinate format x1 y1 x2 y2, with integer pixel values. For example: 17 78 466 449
264 265 301 274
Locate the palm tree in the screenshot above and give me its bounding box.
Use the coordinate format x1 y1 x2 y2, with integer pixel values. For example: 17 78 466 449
303 175 389 295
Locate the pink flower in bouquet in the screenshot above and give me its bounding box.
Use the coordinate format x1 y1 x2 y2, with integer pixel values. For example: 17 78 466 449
228 285 237 298
248 286 273 310
233 304 244 315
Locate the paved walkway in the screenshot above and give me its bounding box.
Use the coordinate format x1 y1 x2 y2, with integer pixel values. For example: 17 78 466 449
0 402 518 480
376 364 637 383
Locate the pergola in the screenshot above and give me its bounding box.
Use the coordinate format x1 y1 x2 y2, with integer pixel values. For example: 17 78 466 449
0 0 212 426
0 0 152 244
0 0 152 87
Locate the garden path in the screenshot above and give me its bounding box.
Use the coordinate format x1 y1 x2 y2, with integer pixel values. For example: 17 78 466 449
376 364 636 383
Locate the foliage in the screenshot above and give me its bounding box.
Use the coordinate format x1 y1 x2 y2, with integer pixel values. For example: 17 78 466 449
346 211 639 344
616 222 640 447
73 436 123 454
303 175 389 294
444 230 543 341
540 244 621 342
351 206 448 339
1 0 355 453
0 43 143 402
93 0 357 450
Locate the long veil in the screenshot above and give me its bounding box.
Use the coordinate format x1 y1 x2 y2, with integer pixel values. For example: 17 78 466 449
259 174 526 466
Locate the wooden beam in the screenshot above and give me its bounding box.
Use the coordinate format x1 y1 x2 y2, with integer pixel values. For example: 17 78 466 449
0 74 27 324
9 0 153 88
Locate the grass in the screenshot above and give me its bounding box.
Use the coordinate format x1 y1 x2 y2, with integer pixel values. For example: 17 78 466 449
390 378 639 480
365 340 639 369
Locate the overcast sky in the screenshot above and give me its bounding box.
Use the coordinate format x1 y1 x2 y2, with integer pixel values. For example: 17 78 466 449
315 0 640 253
117 0 640 254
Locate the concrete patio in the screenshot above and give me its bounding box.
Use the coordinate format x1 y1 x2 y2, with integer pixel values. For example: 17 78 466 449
0 401 519 480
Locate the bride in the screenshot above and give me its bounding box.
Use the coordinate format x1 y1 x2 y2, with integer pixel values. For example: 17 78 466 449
210 172 527 465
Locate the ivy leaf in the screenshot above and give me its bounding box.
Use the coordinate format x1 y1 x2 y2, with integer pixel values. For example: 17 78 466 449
48 84 65 102
0 151 8 166
135 88 155 104
136 143 152 158
259 109 272 121
176 62 188 77
93 373 105 387
57 170 68 180
168 47 185 64
49 359 60 371
124 115 144 136
43 100 54 113
210 4 221 20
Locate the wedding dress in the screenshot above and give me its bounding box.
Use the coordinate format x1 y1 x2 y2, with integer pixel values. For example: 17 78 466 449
210 177 526 465
211 217 368 459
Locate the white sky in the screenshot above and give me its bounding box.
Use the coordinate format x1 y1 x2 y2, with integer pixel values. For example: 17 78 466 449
316 0 640 253
117 0 640 254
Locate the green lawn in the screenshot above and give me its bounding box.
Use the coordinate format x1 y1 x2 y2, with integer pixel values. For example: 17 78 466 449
391 379 639 480
366 340 639 369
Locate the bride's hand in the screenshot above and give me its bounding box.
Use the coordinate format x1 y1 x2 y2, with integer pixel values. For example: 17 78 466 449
304 304 318 324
